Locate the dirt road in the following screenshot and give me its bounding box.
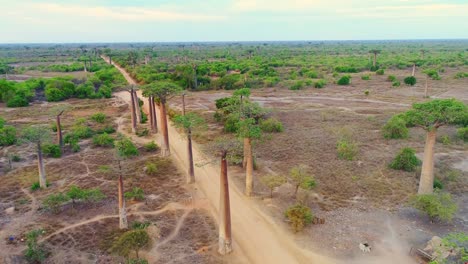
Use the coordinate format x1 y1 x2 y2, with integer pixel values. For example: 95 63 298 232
103 56 335 264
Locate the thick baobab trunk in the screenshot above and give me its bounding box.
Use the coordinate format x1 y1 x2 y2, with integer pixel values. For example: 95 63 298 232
148 97 155 133
242 138 248 168
37 142 47 188
245 138 254 196
118 161 128 229
133 90 142 124
160 102 170 156
56 111 64 148
418 129 437 194
151 98 158 132
187 129 195 183
373 53 377 67
218 152 232 255
412 64 416 77
129 89 137 134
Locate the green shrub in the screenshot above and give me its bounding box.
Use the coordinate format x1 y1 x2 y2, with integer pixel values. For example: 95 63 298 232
92 133 114 147
90 112 106 123
124 187 145 201
433 178 443 190
31 182 41 191
0 126 17 146
11 154 21 162
136 128 149 137
439 233 468 263
364 90 369 96
260 174 286 198
336 139 358 160
337 75 351 85
67 185 105 206
131 221 151 230
454 72 468 79
7 95 29 107
115 137 139 157
284 204 313 232
111 229 151 259
224 114 240 133
128 259 149 264
140 110 148 124
24 229 48 263
439 135 451 145
42 193 70 213
260 118 284 133
144 141 159 152
290 81 304 90
404 76 417 86
387 75 397 82
71 125 93 139
409 191 457 222
392 81 401 87
389 147 421 172
376 69 385 75
314 79 326 88
42 144 62 158
145 163 158 175
457 127 468 142
361 75 370 80
382 116 408 139
424 69 441 80
0 117 5 128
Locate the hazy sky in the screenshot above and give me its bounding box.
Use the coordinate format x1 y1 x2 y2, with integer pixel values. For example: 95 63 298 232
1 0 467 43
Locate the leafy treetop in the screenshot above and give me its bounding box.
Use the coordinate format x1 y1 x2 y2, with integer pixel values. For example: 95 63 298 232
404 99 467 131
141 81 182 103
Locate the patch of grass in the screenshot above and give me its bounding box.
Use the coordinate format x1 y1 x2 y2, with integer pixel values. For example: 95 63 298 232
124 187 145 201
336 139 358 160
144 141 159 152
260 118 284 133
90 112 107 123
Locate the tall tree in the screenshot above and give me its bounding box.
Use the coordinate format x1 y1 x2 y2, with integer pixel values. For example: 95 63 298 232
402 99 467 194
128 86 138 134
23 126 51 188
238 117 262 196
369 49 381 68
115 136 139 229
173 112 206 183
209 137 239 255
141 81 182 156
50 104 70 149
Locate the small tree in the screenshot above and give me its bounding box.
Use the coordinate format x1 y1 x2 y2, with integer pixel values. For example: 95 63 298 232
50 105 69 148
409 190 458 222
111 229 151 259
23 126 51 188
173 112 206 183
289 165 316 198
389 148 421 172
337 75 351 85
260 174 286 198
284 204 313 232
404 76 417 86
403 99 467 194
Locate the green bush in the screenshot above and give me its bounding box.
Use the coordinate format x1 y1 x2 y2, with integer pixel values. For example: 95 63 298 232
71 125 93 139
24 229 48 263
90 112 106 123
389 147 421 172
131 221 151 230
7 95 29 107
42 193 70 213
42 144 62 158
336 139 358 160
392 81 401 87
364 90 369 96
376 69 385 75
115 137 139 157
382 116 409 139
337 75 351 85
424 69 441 80
0 126 17 146
124 187 145 201
128 259 149 264
260 118 284 133
11 154 21 162
289 81 304 90
433 178 444 190
457 127 468 141
67 185 105 206
454 72 468 79
387 75 397 82
111 229 151 259
224 114 240 133
439 135 451 145
404 76 417 86
144 141 159 152
31 182 41 191
284 204 313 232
314 79 326 88
145 163 158 175
409 191 458 222
92 133 114 147
361 75 370 80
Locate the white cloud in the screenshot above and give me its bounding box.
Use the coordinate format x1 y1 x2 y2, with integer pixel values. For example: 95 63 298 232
30 2 226 22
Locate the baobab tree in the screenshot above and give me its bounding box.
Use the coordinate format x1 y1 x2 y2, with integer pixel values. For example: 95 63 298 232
141 81 182 156
127 86 138 134
23 126 51 188
50 104 70 148
208 137 240 255
401 99 467 194
115 136 139 229
369 49 381 68
238 117 262 197
173 112 206 183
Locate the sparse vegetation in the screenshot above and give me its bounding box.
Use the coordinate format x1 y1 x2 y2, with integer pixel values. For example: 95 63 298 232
260 174 286 198
260 118 284 133
124 187 145 201
111 229 151 259
336 139 358 160
92 133 114 147
284 204 313 232
409 191 458 222
389 147 421 172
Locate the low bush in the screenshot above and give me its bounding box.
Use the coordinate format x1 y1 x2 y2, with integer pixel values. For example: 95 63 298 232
0 126 17 146
409 190 457 222
11 154 21 162
387 75 397 82
71 125 93 139
31 182 41 191
144 141 159 152
392 81 401 87
115 137 139 157
314 79 326 88
361 75 370 80
382 116 408 139
42 193 70 213
111 229 151 259
145 163 158 175
336 139 358 160
433 178 444 190
389 147 421 172
284 204 313 232
260 118 284 133
260 174 286 198
376 69 385 75
337 75 351 85
454 72 468 79
124 187 145 201
457 127 468 142
92 133 114 147
364 90 369 96
90 112 106 123
24 229 48 263
289 81 304 90
404 76 417 86
42 144 62 158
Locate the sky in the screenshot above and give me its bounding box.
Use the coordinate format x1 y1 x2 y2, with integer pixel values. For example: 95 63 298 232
1 0 467 43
